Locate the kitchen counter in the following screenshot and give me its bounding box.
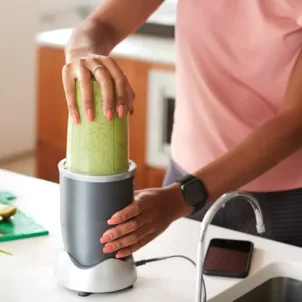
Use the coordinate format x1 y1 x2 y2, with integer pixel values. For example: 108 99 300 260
36 28 175 65
1 169 302 302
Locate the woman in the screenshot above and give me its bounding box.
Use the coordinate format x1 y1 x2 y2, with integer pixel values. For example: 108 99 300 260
62 0 302 258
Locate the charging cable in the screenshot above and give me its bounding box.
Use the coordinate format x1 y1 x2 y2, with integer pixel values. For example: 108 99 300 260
135 255 207 302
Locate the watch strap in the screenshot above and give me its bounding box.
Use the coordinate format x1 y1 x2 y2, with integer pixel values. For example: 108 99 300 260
175 174 208 213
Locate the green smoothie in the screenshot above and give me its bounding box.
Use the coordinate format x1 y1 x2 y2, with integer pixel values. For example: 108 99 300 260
66 79 129 175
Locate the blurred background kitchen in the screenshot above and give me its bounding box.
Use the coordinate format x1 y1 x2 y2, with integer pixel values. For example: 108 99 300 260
0 0 177 190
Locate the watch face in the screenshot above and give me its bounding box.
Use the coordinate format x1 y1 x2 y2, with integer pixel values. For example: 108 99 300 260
184 179 207 207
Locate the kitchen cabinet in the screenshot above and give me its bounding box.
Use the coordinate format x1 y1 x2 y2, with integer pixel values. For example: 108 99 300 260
143 166 167 188
36 141 66 182
36 46 174 189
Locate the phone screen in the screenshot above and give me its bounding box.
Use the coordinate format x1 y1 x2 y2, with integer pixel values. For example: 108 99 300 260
203 238 253 278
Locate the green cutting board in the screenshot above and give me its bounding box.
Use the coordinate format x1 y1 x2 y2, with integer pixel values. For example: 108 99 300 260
0 192 49 242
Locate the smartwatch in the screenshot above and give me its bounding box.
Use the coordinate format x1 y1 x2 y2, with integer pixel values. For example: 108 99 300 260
175 174 208 213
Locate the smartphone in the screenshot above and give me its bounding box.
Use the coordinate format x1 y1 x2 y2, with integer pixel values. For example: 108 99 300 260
203 238 254 278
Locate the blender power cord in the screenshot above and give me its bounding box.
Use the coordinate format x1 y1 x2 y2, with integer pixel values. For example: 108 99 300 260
135 255 207 301
135 255 196 267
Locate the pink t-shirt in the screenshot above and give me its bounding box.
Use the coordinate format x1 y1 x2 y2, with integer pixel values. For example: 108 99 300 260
171 0 302 192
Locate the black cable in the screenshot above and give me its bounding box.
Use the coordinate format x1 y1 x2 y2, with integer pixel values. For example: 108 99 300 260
135 255 196 267
135 255 207 301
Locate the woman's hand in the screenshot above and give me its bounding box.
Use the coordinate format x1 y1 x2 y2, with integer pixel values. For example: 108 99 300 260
100 184 193 258
62 55 135 124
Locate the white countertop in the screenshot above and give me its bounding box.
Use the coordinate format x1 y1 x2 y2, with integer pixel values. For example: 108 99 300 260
35 28 175 65
1 169 302 302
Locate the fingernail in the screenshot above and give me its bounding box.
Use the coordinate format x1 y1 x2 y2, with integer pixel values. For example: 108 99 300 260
103 244 114 253
107 217 121 225
72 113 79 124
116 252 125 259
86 109 93 122
100 234 112 244
130 109 134 116
106 109 113 121
118 104 124 117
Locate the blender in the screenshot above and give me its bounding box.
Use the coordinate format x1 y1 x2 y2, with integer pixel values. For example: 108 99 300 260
55 78 137 296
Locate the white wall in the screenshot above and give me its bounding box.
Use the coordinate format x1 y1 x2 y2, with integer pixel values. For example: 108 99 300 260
0 0 39 160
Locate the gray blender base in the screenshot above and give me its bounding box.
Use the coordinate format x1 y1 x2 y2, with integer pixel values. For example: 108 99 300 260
55 250 137 294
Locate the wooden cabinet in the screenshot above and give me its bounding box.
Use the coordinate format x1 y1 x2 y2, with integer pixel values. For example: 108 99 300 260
36 47 67 183
36 141 66 183
37 47 68 149
143 166 167 188
36 46 173 189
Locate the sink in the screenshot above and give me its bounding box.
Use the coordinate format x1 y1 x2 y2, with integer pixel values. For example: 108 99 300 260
234 277 302 302
208 262 302 302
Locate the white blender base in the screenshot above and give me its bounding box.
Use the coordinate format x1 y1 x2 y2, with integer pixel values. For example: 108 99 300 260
55 250 137 294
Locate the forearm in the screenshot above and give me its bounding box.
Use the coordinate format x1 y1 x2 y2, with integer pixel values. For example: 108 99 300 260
65 0 164 62
65 19 114 62
195 114 302 202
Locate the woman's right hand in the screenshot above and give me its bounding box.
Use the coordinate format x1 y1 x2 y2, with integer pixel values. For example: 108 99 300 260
62 55 135 124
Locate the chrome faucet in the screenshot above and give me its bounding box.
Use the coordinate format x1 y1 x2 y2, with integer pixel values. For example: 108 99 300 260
195 191 266 302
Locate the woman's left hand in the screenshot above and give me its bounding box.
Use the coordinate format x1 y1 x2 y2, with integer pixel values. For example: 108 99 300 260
100 184 192 258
